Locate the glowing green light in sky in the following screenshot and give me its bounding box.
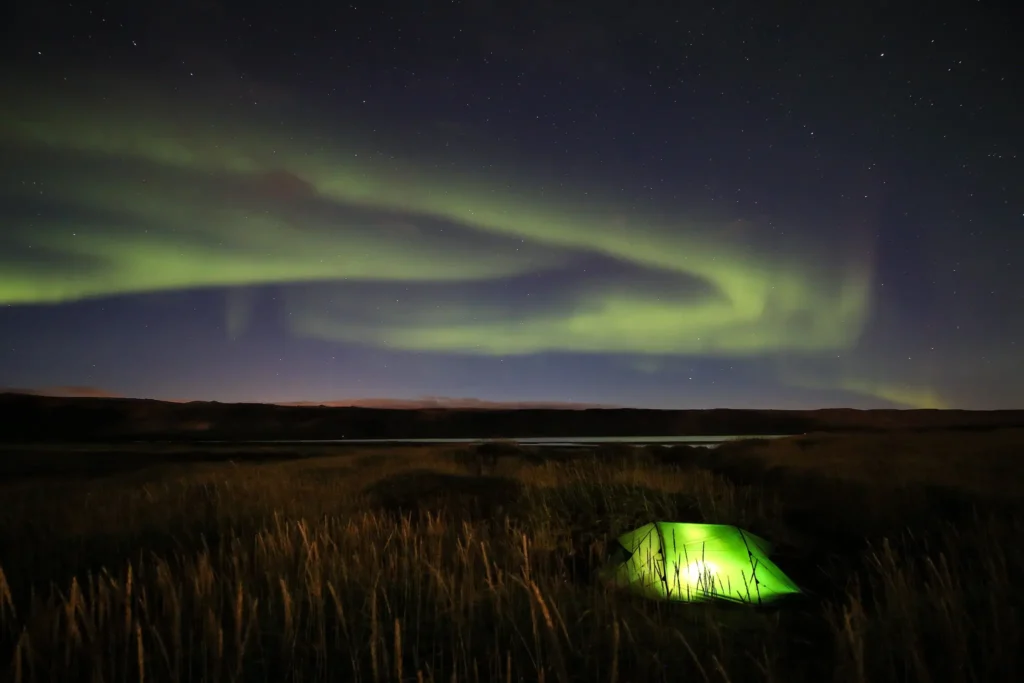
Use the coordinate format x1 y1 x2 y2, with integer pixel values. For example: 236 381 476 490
0 79 875 359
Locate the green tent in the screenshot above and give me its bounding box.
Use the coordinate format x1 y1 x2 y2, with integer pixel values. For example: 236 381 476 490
601 522 801 604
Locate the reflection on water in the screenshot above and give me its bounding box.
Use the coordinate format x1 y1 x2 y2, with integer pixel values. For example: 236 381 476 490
197 434 794 447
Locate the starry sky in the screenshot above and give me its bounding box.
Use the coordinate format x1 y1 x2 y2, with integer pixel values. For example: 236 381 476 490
0 1 1021 409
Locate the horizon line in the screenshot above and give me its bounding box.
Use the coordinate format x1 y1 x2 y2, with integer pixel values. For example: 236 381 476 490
0 387 983 412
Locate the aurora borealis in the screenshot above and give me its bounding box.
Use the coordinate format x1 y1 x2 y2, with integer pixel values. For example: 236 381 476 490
1 2 1020 409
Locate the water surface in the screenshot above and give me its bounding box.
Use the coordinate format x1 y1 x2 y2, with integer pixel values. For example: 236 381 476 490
198 434 794 447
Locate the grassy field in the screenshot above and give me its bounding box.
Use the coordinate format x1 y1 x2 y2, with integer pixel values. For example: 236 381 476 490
1 430 1022 682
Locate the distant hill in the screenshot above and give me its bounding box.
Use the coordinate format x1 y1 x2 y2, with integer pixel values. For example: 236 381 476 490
2 392 1024 443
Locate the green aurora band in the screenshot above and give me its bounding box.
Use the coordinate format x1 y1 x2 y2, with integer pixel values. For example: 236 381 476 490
0 80 876 360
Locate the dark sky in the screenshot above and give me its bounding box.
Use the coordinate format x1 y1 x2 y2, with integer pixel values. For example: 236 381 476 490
0 0 1021 409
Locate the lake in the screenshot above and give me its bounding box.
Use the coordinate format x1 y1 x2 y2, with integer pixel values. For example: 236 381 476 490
197 434 795 448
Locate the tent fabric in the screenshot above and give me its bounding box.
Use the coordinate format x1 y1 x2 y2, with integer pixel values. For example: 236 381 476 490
603 522 801 603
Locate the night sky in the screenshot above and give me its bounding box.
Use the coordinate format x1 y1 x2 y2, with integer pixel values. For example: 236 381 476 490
1 1 1021 409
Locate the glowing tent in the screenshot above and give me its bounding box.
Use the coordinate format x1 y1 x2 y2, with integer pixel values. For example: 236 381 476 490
602 522 801 604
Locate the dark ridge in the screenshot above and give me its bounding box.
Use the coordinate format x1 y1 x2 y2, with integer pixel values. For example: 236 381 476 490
2 392 1024 443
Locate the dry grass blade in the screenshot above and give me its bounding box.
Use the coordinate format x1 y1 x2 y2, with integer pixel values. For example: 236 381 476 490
0 433 1021 682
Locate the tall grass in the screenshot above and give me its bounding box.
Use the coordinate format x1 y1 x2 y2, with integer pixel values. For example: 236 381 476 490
1 434 1022 682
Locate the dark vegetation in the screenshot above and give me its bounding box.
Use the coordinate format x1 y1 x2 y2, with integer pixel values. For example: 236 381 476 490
4 392 1024 442
1 427 1023 681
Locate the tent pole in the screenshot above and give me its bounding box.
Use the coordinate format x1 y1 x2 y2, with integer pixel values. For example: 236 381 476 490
655 522 672 600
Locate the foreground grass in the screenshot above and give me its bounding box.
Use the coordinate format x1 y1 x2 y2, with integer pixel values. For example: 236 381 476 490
0 431 1022 682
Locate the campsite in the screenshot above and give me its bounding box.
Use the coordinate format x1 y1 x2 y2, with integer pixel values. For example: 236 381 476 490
1 427 1022 682
3 0 1020 677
